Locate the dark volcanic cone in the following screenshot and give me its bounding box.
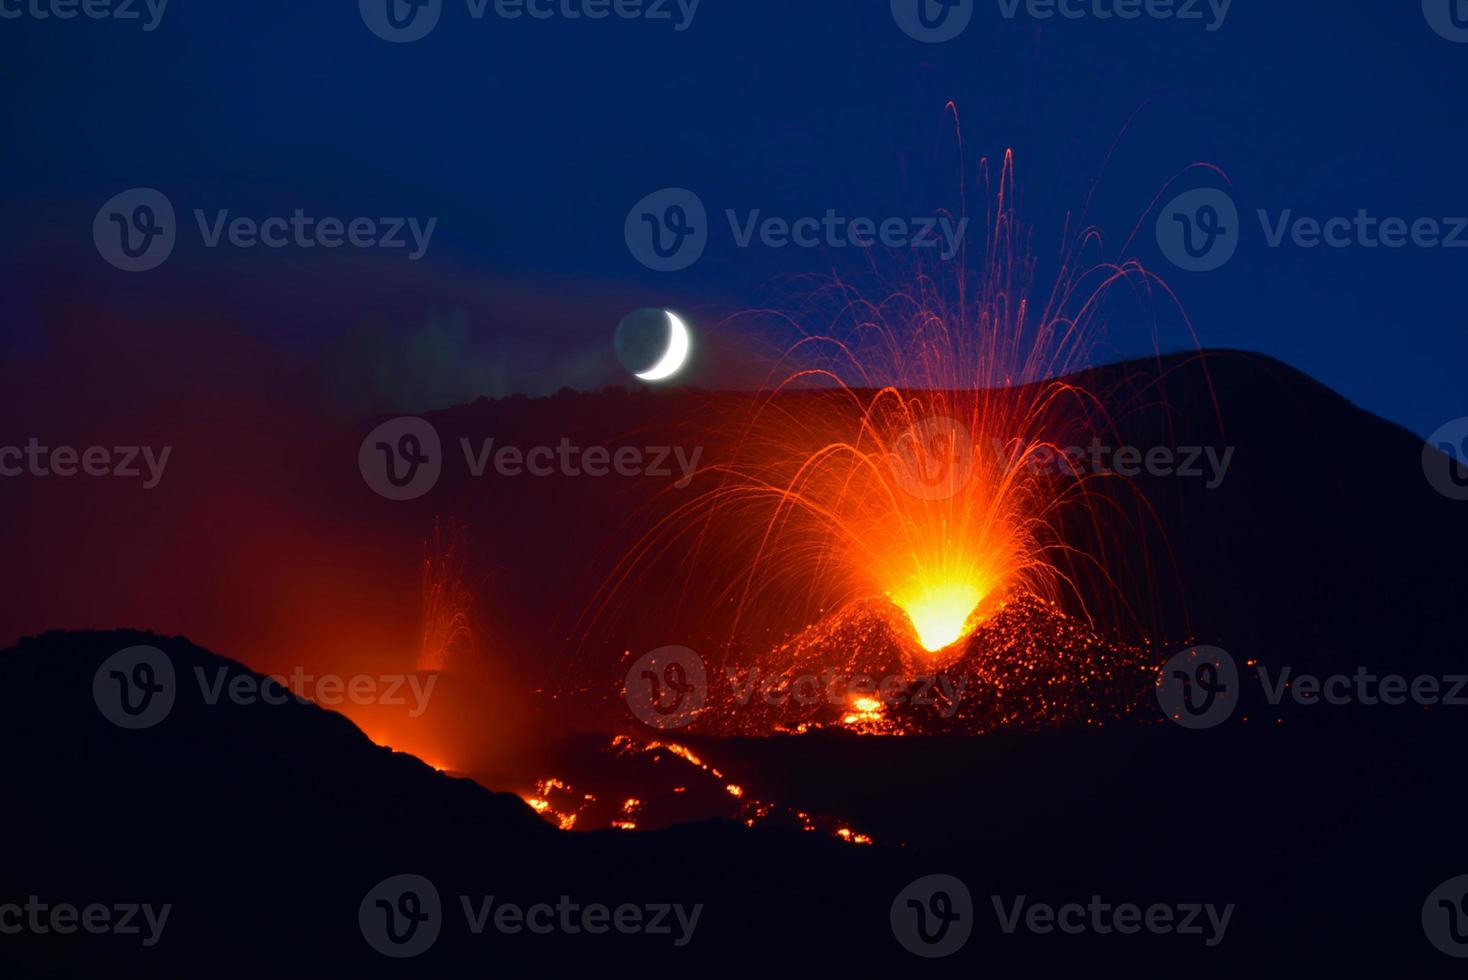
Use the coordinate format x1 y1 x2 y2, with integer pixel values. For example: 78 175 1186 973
703 591 1158 735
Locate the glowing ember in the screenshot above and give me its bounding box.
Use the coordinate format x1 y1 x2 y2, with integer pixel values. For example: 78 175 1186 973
841 695 886 729
520 777 593 831
521 737 872 845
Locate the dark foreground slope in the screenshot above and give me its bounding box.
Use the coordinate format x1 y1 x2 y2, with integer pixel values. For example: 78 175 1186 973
3 629 1468 977
0 631 909 977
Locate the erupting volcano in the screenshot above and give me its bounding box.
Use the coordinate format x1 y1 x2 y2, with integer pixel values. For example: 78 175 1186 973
585 149 1177 733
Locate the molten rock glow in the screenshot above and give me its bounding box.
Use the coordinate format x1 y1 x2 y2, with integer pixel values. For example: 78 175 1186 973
892 578 985 652
698 592 1157 737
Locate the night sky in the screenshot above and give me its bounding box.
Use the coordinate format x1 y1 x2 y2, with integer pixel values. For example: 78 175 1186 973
3 1 1464 436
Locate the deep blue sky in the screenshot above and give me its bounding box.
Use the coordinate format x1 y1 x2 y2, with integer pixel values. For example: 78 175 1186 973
2 1 1464 435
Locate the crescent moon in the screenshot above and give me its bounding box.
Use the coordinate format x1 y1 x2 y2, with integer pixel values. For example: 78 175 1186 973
635 310 691 382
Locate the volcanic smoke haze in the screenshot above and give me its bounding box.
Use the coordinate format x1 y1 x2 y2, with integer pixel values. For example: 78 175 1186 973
0 274 808 783
0 305 555 776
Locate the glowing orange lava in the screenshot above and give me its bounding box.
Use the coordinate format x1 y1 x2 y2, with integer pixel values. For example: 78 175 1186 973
891 575 988 652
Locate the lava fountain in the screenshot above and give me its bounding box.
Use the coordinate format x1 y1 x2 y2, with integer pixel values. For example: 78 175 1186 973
591 150 1165 676
418 519 474 673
